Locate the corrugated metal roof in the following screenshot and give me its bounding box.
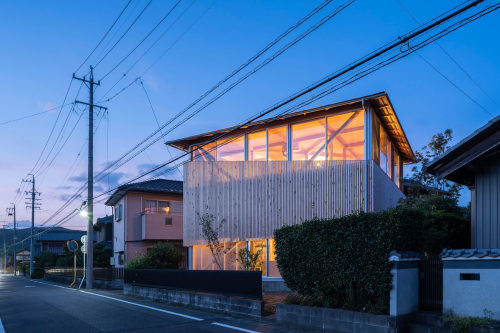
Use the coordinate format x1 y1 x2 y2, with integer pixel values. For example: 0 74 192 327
37 230 87 241
105 179 183 206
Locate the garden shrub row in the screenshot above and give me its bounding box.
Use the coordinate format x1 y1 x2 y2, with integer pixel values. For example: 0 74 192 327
274 196 469 314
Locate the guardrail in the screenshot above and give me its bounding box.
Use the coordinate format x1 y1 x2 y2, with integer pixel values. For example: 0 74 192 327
44 267 124 281
125 269 262 299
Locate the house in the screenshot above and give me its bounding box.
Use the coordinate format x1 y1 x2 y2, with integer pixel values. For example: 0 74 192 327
166 92 415 276
34 229 87 256
15 249 30 264
104 179 184 268
94 215 113 249
426 114 500 248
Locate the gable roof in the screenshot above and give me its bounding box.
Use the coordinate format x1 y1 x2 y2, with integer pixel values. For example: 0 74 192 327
105 179 183 206
165 92 415 163
426 114 500 186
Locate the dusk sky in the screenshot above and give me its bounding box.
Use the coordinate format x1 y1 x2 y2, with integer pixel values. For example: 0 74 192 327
1 0 499 230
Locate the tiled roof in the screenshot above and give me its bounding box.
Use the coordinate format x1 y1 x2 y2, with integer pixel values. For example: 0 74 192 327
441 248 500 259
388 250 421 261
105 179 183 206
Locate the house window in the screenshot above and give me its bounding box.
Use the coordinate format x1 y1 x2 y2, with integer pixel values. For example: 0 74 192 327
291 119 326 161
158 201 170 214
267 126 287 161
394 152 400 188
372 115 380 165
327 111 364 161
114 204 123 221
248 131 267 161
145 200 157 214
217 136 244 161
380 125 388 174
192 142 216 161
165 217 173 225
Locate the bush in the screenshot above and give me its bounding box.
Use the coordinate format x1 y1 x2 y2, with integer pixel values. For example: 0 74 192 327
93 243 113 267
274 207 423 314
126 242 183 269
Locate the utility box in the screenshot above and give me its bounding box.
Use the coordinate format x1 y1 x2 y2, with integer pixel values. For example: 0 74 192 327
442 249 500 320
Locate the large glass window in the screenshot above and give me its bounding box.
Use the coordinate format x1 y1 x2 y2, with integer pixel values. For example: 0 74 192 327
217 136 244 161
394 151 400 187
380 125 388 173
248 131 267 161
291 119 326 160
372 115 380 165
327 111 364 160
267 126 287 161
192 142 215 162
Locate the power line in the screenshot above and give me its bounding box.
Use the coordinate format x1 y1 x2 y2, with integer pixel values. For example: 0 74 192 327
100 0 184 80
94 0 154 69
0 103 71 126
74 0 134 74
93 0 354 183
395 0 500 111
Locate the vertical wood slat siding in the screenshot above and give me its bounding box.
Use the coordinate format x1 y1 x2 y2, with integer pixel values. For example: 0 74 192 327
183 160 402 247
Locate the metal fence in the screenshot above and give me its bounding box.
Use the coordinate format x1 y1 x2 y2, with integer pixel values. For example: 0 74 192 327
419 257 443 312
125 269 262 299
45 267 124 281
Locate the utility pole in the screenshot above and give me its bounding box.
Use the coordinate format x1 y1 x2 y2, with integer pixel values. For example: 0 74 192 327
74 66 107 289
7 204 16 276
23 174 40 276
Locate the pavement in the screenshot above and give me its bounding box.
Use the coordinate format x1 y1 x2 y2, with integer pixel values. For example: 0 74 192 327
0 274 300 333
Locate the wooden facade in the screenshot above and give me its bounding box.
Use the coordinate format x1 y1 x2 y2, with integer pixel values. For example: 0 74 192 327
183 160 404 246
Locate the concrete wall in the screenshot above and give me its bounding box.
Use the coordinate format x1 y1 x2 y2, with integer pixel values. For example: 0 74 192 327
276 303 397 333
389 261 419 316
113 197 126 267
443 260 500 320
474 155 500 248
124 284 262 317
44 274 123 290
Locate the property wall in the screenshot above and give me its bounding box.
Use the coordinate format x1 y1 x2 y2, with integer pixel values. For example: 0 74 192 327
390 261 419 316
443 260 500 320
474 155 500 248
372 162 405 212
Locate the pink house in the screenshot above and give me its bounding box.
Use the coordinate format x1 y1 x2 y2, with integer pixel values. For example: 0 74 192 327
104 179 185 268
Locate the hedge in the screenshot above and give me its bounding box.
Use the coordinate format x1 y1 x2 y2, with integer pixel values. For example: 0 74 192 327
274 205 423 314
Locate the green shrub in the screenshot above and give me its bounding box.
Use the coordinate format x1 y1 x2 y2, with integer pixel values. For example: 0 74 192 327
443 313 493 333
126 242 183 269
274 207 423 314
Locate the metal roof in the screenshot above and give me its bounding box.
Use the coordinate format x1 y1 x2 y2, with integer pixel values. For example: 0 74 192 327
165 92 415 163
426 113 500 185
105 179 183 206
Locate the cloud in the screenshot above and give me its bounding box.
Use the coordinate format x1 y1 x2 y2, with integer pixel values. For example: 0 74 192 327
137 163 178 179
58 193 82 202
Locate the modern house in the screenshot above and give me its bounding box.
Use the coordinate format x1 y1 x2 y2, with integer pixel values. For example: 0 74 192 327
166 92 415 276
426 114 500 248
104 179 184 268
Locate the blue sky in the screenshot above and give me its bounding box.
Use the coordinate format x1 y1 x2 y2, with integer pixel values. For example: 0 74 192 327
1 0 499 229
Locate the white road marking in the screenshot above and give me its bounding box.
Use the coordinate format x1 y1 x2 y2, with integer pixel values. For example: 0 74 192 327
211 322 261 333
78 290 204 321
24 286 35 288
0 316 5 333
29 279 261 332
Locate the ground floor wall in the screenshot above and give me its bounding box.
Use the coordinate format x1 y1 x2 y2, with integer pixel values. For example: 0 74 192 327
191 239 280 277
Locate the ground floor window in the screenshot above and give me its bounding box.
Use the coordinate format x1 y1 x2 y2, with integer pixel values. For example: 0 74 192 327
191 239 280 277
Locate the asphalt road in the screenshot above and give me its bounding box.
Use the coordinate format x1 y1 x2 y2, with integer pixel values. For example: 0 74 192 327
0 274 296 333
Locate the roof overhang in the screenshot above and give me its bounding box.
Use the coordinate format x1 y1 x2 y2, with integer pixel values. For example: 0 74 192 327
165 92 415 163
426 114 500 186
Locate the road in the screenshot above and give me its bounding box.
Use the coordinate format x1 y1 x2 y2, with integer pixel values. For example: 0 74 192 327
0 274 296 333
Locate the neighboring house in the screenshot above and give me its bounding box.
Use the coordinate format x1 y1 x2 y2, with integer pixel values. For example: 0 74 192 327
166 92 415 276
34 229 87 256
104 179 184 268
403 178 449 197
426 114 500 248
94 215 113 249
15 249 30 264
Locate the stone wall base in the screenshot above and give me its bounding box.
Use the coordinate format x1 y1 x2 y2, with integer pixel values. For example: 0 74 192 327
44 274 123 290
276 303 404 333
124 284 262 317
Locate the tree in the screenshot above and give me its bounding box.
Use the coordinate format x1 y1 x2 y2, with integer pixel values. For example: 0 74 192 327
237 248 263 271
93 243 113 267
126 242 183 269
198 211 226 270
411 129 462 199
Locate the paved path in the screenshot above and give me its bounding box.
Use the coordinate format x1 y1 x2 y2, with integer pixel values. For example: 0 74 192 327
0 274 296 333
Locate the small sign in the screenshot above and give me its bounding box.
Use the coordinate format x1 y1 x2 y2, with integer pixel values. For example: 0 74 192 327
81 245 87 254
67 240 79 253
81 235 88 244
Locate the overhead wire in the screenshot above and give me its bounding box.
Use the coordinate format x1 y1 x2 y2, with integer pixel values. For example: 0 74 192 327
74 0 134 74
0 103 72 126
